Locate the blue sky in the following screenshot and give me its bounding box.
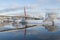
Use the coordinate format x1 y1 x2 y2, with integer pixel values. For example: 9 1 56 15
0 0 60 16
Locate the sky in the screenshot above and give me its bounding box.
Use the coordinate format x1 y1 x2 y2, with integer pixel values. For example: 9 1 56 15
0 0 60 16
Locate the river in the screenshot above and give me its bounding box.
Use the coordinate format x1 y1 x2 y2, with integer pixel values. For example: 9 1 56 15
0 20 60 40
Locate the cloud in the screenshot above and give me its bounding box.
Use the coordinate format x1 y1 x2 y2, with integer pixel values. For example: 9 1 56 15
0 3 40 13
55 0 60 3
0 0 60 16
0 0 40 14
37 0 50 4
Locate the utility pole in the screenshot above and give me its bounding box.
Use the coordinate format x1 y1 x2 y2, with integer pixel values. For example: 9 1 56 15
24 7 27 20
24 7 27 40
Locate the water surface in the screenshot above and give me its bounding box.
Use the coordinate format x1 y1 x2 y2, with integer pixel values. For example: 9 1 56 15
0 21 60 40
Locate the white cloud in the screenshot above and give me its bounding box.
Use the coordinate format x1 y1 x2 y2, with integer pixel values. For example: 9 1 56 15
55 0 60 3
37 0 50 4
0 0 60 16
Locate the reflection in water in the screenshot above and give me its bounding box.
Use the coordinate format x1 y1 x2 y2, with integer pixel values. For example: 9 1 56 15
12 22 27 40
0 22 10 28
0 21 58 32
43 25 57 32
24 25 27 40
0 22 59 40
